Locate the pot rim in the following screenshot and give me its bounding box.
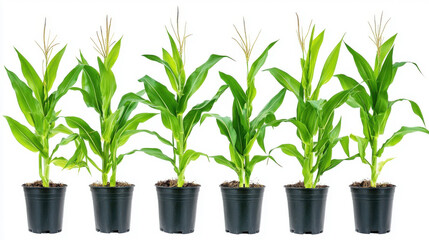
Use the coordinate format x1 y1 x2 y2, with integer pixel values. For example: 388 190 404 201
284 185 329 190
219 185 266 189
349 185 396 189
89 183 135 189
22 184 68 189
155 185 201 189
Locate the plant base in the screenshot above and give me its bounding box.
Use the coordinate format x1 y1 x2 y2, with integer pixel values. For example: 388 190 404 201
285 186 328 234
23 184 67 234
350 185 395 234
90 185 134 233
220 186 265 234
156 185 200 234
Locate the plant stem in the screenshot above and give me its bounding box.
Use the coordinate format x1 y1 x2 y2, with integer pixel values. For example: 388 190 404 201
303 142 314 188
370 136 378 187
176 113 185 187
102 142 109 186
110 148 117 187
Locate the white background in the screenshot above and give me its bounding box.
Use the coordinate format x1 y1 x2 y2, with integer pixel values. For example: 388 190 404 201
1 0 429 239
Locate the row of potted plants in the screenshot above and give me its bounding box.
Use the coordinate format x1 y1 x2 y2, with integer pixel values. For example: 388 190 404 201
4 14 427 235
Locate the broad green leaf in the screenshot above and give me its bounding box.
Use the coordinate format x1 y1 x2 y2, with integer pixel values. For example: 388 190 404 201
98 58 116 115
114 113 157 146
178 54 229 113
183 85 228 140
105 38 121 70
4 116 45 155
350 134 370 165
340 136 350 157
377 47 393 93
5 68 43 127
219 72 246 108
81 65 103 114
139 75 177 114
50 133 79 158
377 157 394 175
392 61 422 78
45 46 66 91
256 125 266 152
117 91 146 109
54 64 84 101
143 53 178 92
375 34 396 75
245 155 270 177
160 110 180 140
335 74 372 111
377 126 429 157
131 129 172 147
250 89 286 131
311 37 342 100
307 30 324 85
102 107 123 142
65 116 102 156
201 113 237 145
50 124 73 137
179 149 208 172
271 144 304 166
119 147 178 173
325 153 359 171
321 89 352 128
266 67 301 98
211 155 237 172
15 49 44 102
267 118 312 145
389 98 425 125
345 43 376 96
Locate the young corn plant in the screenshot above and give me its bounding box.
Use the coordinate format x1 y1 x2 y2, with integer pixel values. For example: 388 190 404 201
4 20 85 187
201 20 286 188
65 17 156 187
136 13 229 187
336 14 428 187
266 15 356 188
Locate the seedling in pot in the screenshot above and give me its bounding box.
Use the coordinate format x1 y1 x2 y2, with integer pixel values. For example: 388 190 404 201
201 19 286 187
267 15 356 188
137 12 229 187
66 17 156 187
336 14 428 187
4 19 86 187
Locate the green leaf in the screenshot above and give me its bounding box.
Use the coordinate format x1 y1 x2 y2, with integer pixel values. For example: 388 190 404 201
50 124 73 137
311 37 342 100
131 129 172 147
219 72 247 108
4 116 45 155
350 134 370 165
45 46 67 91
271 144 304 166
143 53 179 92
377 47 393 93
211 155 237 173
375 34 396 75
307 30 324 85
325 153 359 171
340 136 350 157
81 65 103 114
98 58 116 115
377 126 429 157
267 118 312 145
119 147 178 173
114 113 157 146
183 85 228 140
178 54 229 113
180 149 208 172
335 74 372 111
105 38 121 70
15 49 44 102
50 133 79 158
250 89 286 131
266 67 301 98
102 107 123 142
201 113 237 145
55 64 84 100
321 89 352 128
389 98 425 125
65 116 102 156
245 155 270 177
256 125 266 152
345 43 376 96
139 75 177 114
5 68 43 127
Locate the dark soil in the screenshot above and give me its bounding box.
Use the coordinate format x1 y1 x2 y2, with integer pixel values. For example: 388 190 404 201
350 180 394 188
155 179 200 187
90 181 133 187
220 180 264 188
285 181 328 188
23 180 66 188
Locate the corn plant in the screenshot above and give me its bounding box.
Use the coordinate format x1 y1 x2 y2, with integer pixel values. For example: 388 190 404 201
135 14 228 187
266 16 356 188
65 17 156 187
4 20 85 187
201 21 286 188
336 14 428 187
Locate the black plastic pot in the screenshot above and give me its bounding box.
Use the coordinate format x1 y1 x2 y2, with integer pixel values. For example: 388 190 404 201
156 185 200 234
350 185 395 234
90 185 134 233
220 186 265 234
23 184 67 233
285 186 328 234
